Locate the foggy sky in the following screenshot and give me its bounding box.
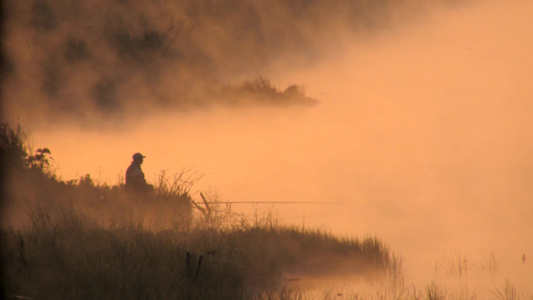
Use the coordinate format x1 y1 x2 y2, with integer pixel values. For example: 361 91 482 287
2 0 464 126
3 0 532 295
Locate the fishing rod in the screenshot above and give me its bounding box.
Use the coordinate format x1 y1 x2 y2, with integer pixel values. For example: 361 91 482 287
191 201 347 205
190 193 347 218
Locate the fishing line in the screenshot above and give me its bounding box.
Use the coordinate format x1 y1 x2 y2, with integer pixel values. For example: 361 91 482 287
191 201 347 205
274 213 362 220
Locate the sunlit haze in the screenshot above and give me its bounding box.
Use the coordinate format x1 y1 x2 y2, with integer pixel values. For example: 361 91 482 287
3 0 532 295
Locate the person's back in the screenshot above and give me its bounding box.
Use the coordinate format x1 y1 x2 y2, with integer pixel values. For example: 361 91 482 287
125 152 153 196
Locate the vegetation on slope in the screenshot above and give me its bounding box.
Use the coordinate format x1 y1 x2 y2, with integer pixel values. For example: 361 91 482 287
2 212 391 299
1 123 392 299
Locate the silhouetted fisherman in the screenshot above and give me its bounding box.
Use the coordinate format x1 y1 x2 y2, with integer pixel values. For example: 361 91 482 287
125 152 154 197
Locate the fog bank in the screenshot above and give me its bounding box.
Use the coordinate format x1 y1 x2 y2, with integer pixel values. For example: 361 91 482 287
5 0 533 295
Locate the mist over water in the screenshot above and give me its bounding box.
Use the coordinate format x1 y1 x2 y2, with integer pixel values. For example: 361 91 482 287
5 0 533 295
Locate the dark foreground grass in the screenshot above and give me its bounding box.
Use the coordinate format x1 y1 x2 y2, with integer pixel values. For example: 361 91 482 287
2 208 391 300
1 123 391 299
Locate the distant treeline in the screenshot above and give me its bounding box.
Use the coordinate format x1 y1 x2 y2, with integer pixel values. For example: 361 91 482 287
2 0 456 121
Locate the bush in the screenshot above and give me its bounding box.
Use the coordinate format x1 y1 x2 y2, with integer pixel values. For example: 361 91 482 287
0 122 28 171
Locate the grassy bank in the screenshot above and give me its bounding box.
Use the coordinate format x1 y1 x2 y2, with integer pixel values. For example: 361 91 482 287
2 209 390 299
1 122 392 299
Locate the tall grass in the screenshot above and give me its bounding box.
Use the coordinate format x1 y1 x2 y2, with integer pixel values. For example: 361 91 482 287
2 206 392 299
1 123 392 298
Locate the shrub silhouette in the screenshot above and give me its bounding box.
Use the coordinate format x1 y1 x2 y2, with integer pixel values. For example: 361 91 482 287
0 123 28 171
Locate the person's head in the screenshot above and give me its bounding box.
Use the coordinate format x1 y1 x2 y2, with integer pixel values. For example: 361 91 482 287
132 152 145 164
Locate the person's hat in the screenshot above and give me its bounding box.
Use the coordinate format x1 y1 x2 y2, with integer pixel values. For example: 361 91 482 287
132 153 146 160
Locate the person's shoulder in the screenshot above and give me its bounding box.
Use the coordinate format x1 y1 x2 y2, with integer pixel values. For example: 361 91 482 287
126 162 137 171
